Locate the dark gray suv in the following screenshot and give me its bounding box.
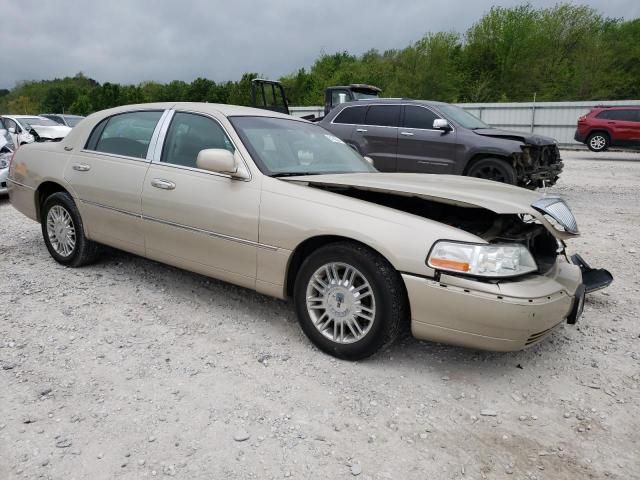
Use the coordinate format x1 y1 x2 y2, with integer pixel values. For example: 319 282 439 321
319 99 563 188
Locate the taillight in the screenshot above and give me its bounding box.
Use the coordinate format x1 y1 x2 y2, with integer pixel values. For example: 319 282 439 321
8 149 16 172
577 115 587 123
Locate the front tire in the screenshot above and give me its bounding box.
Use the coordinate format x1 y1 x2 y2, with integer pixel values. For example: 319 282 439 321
467 157 517 184
41 192 99 267
293 242 407 360
587 132 609 152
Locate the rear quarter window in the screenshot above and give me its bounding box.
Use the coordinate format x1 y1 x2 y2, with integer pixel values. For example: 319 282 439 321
332 106 367 125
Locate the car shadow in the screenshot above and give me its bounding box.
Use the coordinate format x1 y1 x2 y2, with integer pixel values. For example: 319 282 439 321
90 245 586 378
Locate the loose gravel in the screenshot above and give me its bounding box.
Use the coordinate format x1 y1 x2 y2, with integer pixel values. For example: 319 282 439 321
0 151 639 479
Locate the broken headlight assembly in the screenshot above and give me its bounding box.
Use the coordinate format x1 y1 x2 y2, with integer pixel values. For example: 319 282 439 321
427 241 538 278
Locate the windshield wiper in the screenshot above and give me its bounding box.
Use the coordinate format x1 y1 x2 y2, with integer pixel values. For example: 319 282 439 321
270 172 323 178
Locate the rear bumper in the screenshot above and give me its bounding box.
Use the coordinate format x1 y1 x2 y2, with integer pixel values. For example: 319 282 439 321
574 130 587 143
403 260 582 351
7 178 38 221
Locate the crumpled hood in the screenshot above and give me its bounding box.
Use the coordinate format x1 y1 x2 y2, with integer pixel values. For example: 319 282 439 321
285 172 575 239
472 128 556 146
30 124 71 139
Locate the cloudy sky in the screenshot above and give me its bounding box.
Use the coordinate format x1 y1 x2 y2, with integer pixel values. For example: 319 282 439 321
2 0 638 89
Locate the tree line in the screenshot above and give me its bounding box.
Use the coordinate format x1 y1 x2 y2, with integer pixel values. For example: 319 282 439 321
1 3 638 115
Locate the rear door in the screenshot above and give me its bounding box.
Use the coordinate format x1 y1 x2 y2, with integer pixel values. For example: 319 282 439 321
602 109 638 143
64 110 166 255
396 105 458 174
352 105 400 171
324 105 367 149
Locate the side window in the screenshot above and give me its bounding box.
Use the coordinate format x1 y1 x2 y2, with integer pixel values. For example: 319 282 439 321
331 89 350 108
86 111 163 159
608 110 637 121
595 111 611 120
403 106 440 129
4 118 17 131
333 106 367 125
161 112 235 169
364 105 400 127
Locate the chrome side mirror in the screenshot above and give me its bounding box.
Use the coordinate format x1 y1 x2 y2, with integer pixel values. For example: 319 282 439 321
8 127 16 134
364 156 374 166
433 118 452 131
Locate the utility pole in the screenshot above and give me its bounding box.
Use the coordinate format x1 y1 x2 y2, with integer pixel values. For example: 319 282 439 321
530 92 537 133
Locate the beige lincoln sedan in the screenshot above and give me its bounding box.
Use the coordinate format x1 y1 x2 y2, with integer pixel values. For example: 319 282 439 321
6 103 611 359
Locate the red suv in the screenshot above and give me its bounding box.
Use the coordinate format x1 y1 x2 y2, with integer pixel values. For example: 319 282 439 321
575 106 640 152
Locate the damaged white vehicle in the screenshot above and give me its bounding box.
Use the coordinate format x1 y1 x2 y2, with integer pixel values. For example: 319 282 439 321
1 115 71 146
0 126 13 194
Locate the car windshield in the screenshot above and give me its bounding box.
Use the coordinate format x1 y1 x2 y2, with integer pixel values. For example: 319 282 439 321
229 116 376 176
437 105 489 129
64 116 84 127
18 117 60 128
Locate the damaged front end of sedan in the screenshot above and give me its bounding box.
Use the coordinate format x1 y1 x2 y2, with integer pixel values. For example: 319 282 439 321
294 174 612 297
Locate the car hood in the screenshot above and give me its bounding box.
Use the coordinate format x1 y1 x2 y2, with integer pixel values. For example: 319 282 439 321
472 128 556 146
29 124 71 139
284 172 576 239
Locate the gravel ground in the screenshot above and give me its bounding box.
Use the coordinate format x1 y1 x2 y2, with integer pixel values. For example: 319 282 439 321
1 151 639 480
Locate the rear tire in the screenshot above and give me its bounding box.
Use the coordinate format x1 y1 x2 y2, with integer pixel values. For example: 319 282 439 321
587 132 609 152
41 192 99 267
293 242 407 360
466 158 517 185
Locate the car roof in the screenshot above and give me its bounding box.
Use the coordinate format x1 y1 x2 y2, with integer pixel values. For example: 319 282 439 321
3 114 45 118
40 113 85 117
95 102 306 121
592 105 639 110
339 98 450 107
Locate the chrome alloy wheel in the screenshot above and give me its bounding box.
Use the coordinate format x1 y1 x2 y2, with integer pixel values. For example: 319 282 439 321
305 262 376 344
46 205 76 257
589 135 606 150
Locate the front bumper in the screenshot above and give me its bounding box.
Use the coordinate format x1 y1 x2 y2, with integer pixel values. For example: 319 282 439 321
403 260 583 351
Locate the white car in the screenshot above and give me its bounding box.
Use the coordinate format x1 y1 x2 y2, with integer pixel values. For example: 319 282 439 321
1 115 71 146
0 131 12 195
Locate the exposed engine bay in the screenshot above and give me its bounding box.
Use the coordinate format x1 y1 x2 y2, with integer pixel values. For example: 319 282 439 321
514 143 563 189
314 185 560 274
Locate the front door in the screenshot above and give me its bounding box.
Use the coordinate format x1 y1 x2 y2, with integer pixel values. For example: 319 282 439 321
352 104 400 171
396 105 458 174
141 111 260 290
64 110 166 255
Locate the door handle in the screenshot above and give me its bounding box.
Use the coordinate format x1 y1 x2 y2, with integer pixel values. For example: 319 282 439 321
356 128 368 133
400 131 414 136
72 163 91 172
64 146 73 151
151 178 176 190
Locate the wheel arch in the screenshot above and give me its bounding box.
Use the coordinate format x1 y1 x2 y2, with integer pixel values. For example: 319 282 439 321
462 152 513 175
284 234 404 300
587 129 611 141
35 181 71 222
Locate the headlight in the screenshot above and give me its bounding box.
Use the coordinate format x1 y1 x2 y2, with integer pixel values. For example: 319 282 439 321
0 158 7 169
427 241 538 278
